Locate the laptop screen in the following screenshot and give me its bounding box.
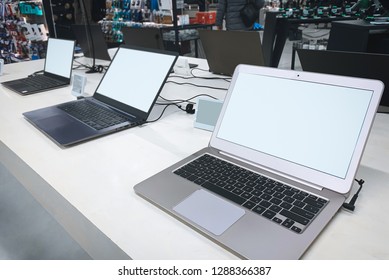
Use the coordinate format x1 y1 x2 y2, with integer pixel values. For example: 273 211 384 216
211 65 382 193
95 47 177 112
217 72 372 178
44 38 75 78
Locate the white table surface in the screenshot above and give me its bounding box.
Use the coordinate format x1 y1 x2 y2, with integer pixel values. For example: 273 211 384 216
1 56 388 260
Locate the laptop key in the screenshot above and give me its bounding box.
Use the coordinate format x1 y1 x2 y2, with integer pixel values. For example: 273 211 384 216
194 178 206 185
241 192 252 200
304 204 320 214
202 181 246 205
317 198 328 204
282 219 295 228
259 200 271 208
280 209 309 225
232 188 244 195
293 193 306 201
283 196 295 203
269 205 282 213
262 210 276 219
252 205 266 214
293 200 306 208
291 226 302 233
303 197 325 209
280 201 293 210
250 196 261 204
290 206 315 220
270 197 282 205
242 201 256 209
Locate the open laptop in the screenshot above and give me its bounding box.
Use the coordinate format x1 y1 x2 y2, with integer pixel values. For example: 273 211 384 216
121 27 198 70
122 27 165 50
198 29 265 76
134 64 383 259
1 38 75 95
297 48 389 111
72 24 111 61
23 45 178 147
71 24 111 61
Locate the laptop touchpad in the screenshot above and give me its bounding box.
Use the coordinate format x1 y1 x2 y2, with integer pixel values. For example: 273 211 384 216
173 190 245 236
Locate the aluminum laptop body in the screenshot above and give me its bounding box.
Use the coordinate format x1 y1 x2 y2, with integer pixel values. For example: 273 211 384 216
134 65 383 259
297 48 389 110
1 38 75 95
198 29 265 76
72 24 112 61
23 45 178 147
122 27 165 50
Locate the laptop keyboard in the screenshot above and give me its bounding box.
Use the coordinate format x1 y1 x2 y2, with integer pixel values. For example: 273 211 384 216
23 75 65 89
58 100 129 130
173 154 328 234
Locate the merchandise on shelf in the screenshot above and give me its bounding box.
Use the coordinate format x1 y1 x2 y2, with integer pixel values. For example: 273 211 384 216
0 0 48 63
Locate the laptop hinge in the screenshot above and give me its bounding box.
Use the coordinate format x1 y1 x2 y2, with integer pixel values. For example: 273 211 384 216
218 151 324 191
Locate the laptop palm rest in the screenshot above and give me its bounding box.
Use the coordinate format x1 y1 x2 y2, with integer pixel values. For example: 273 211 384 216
173 190 245 236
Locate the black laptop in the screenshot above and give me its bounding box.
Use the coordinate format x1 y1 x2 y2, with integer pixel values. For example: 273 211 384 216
23 45 178 147
72 24 112 61
297 48 389 110
121 27 165 50
1 38 75 95
199 29 265 76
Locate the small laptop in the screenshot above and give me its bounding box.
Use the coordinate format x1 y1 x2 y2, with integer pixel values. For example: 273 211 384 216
72 24 112 61
134 65 383 259
198 29 265 76
122 27 165 50
297 48 389 110
23 45 178 147
1 38 75 95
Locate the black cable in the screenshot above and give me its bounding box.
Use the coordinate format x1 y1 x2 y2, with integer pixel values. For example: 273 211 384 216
169 74 231 82
190 67 212 73
73 58 108 72
169 68 231 82
148 94 220 123
145 104 175 123
165 80 228 91
342 178 365 212
158 93 218 103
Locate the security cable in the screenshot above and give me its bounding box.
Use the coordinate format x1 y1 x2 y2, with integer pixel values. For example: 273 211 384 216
147 94 220 123
342 178 365 212
165 80 229 91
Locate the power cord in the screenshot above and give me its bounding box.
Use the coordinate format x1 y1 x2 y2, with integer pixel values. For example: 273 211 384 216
146 94 219 123
342 178 365 212
73 58 107 73
165 80 229 91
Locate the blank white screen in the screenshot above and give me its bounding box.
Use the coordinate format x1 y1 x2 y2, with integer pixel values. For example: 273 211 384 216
45 38 74 78
216 73 373 179
96 48 176 112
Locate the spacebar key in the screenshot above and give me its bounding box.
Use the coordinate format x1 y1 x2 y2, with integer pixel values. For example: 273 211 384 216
202 182 246 205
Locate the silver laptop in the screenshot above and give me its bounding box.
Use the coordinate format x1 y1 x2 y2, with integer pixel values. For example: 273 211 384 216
23 45 178 147
1 38 75 95
134 65 383 259
199 29 265 76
